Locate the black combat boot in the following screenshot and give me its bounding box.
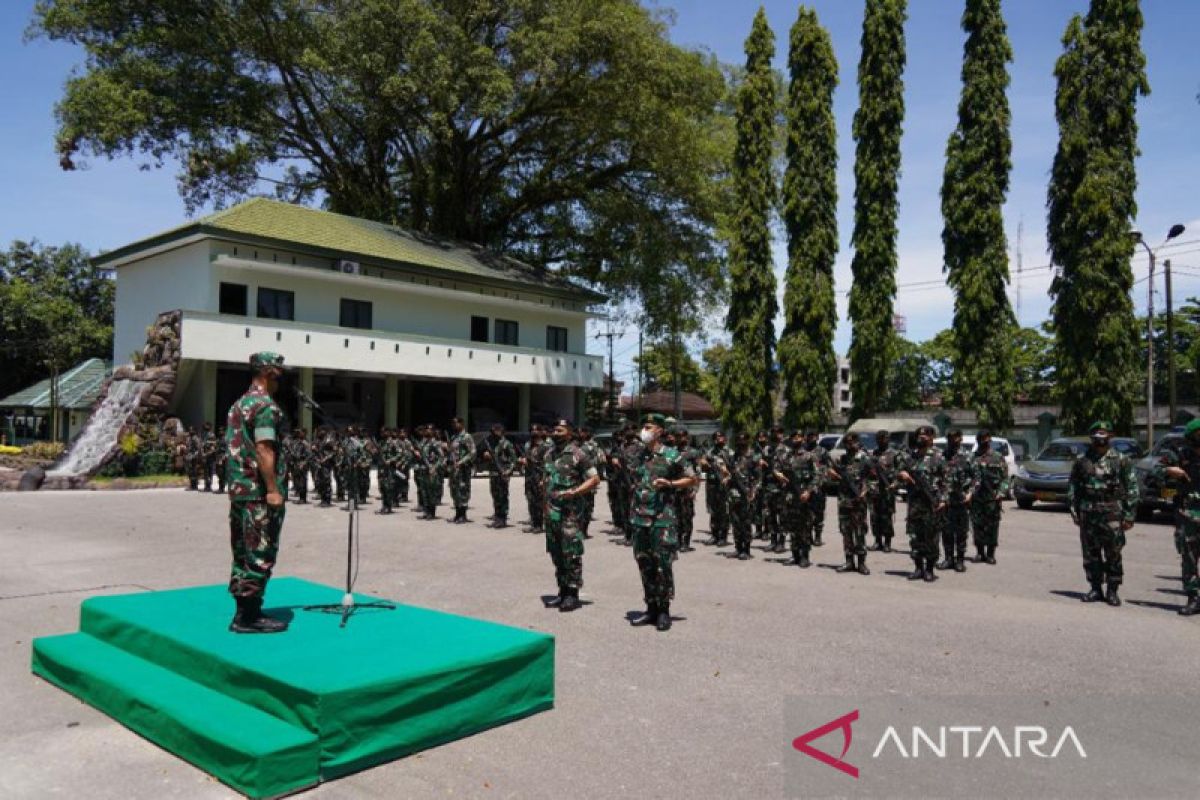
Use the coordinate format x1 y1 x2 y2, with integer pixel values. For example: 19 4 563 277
704 534 719 546
936 552 954 570
559 589 581 613
908 559 925 580
836 554 856 573
869 537 882 552
882 537 892 553
1178 594 1200 616
984 545 997 565
544 590 564 608
1105 584 1121 607
229 598 288 634
1081 583 1104 602
954 554 966 573
630 603 658 626
493 517 508 529
923 558 938 582
656 603 672 632
798 549 811 569
813 532 824 547
857 554 870 576
975 545 986 563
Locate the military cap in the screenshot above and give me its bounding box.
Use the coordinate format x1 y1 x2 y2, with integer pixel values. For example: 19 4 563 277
249 351 286 371
643 413 668 428
1185 419 1200 437
1088 420 1114 434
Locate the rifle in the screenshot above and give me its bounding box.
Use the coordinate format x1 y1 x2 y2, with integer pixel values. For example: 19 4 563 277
906 451 940 508
829 453 867 504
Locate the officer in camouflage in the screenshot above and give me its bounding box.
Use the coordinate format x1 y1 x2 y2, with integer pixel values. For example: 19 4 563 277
700 431 730 546
200 421 219 491
577 427 603 539
776 430 818 568
939 429 973 572
447 417 476 523
541 419 600 612
312 426 335 507
970 429 1009 564
1068 421 1138 607
722 432 761 561
482 423 518 529
867 429 899 552
673 426 701 552
897 425 948 582
828 432 872 575
521 426 548 532
224 351 290 634
628 413 698 631
803 430 831 547
288 428 312 504
1159 419 1200 616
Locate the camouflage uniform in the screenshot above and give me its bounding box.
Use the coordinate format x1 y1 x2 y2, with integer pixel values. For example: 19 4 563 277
333 432 348 502
543 440 599 594
1068 445 1137 595
225 384 288 601
448 430 476 519
1158 443 1200 614
701 441 731 545
523 438 548 530
940 445 975 569
214 429 229 493
763 441 790 552
200 425 219 491
394 434 415 503
378 432 400 513
606 438 628 533
674 436 701 550
629 444 695 611
830 448 872 572
578 435 603 537
483 434 518 523
725 449 761 558
970 446 1009 560
620 438 647 543
312 430 335 506
185 429 202 490
805 440 831 546
897 445 948 577
868 444 899 551
288 431 312 504
777 444 819 566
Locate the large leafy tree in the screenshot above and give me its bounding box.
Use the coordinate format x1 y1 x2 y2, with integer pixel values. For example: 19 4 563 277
718 7 778 431
847 0 907 420
941 0 1015 430
30 0 731 318
778 6 838 430
1046 1 1147 434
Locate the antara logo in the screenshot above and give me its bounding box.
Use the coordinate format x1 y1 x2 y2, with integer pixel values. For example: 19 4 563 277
793 711 1087 778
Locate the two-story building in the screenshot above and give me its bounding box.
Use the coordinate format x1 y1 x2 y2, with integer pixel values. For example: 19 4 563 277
101 198 606 432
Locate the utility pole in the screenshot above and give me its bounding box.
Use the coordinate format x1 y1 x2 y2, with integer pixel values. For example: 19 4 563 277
1166 258 1176 426
636 328 644 422
1148 248 1156 450
1015 217 1024 322
594 322 619 423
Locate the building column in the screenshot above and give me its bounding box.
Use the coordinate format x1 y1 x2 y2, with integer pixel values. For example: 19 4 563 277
518 384 531 432
299 367 314 432
401 380 413 429
384 374 398 428
456 379 469 427
201 360 218 427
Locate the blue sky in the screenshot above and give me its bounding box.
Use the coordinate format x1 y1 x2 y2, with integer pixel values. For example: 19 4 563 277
2 1 1199 391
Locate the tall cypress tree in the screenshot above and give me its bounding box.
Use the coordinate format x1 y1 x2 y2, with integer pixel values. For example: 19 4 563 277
779 7 839 431
1047 1 1147 433
720 8 778 431
942 0 1015 430
848 0 907 419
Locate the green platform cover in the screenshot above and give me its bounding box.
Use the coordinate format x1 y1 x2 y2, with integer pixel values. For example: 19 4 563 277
32 578 555 798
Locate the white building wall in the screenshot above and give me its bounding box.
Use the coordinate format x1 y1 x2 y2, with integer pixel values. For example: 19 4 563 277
112 240 214 364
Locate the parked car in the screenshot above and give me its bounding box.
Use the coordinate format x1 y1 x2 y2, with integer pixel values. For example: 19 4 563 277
1012 436 1141 510
933 435 1017 498
1133 432 1185 519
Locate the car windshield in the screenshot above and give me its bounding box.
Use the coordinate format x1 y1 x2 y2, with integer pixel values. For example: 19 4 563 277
1111 440 1140 456
819 435 839 450
1037 442 1087 461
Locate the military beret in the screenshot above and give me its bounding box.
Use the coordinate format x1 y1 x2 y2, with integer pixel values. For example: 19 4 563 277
249 351 286 371
1088 420 1114 434
1185 419 1200 437
643 413 668 428
553 418 575 430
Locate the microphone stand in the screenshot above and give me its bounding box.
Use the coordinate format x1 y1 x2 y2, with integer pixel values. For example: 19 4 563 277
294 388 395 627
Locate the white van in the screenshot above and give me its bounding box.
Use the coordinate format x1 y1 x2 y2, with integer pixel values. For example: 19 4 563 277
933 435 1016 497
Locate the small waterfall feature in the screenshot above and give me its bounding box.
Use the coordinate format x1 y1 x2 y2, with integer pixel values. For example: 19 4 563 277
48 380 144 476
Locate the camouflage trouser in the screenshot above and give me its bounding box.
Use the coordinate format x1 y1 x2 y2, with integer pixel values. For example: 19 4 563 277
397 468 410 502
676 492 695 546
754 490 766 537
203 456 216 490
907 501 942 564
785 497 814 558
730 496 754 553
707 483 729 539
812 490 827 538
490 474 510 519
838 500 868 557
1079 512 1125 586
525 476 544 528
334 466 346 500
432 473 445 505
449 467 472 509
762 489 784 547
313 464 332 504
378 466 395 511
229 501 285 599
545 505 584 591
290 464 308 502
216 463 227 493
870 491 895 543
970 500 1002 548
1176 513 1200 596
608 478 626 529
187 459 202 489
415 469 431 511
632 522 676 608
942 503 970 558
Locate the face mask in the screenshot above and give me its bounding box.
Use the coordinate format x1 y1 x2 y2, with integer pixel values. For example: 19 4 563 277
640 429 657 445
1091 435 1108 447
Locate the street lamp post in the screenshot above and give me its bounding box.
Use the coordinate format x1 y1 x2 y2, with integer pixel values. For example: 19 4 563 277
1132 223 1186 450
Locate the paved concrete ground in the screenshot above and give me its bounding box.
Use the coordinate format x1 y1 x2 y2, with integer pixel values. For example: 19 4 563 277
1 481 1197 799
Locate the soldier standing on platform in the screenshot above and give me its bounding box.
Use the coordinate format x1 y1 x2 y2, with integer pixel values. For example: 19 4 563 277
1159 420 1200 616
939 429 973 573
867 429 899 552
482 423 518 529
627 413 698 631
970 429 1009 564
541 419 600 612
897 425 948 582
447 417 476 524
1068 421 1138 607
827 432 872 575
700 431 730 546
521 426 548 532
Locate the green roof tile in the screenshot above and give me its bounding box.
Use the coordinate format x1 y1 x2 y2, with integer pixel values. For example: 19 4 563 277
0 358 111 410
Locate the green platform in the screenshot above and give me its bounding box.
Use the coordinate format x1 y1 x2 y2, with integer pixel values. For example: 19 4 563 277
32 578 555 798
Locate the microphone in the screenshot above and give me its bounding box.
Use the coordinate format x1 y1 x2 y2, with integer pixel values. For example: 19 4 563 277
293 386 324 413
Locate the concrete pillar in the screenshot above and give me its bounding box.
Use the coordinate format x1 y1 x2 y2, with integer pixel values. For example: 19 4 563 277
299 367 314 432
201 361 218 427
384 374 398 428
456 379 469 428
401 380 413 429
518 384 531 432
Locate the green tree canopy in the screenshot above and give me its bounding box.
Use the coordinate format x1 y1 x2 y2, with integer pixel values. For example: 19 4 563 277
31 0 732 323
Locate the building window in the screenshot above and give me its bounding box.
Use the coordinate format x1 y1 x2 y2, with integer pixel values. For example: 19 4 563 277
219 282 248 316
339 298 373 330
257 287 294 321
495 319 519 346
470 316 489 343
547 326 568 352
